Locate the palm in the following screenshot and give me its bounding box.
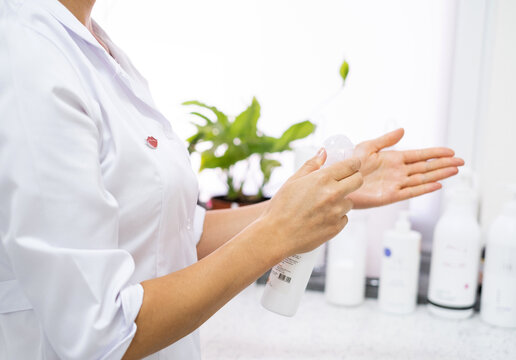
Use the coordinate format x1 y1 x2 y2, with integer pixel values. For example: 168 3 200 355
348 129 464 209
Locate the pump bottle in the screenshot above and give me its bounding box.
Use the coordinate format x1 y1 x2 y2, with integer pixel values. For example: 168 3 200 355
261 135 354 316
427 169 482 319
378 211 422 314
481 185 516 327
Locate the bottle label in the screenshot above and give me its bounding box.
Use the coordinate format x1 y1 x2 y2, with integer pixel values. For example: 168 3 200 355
483 245 516 313
266 254 303 292
381 247 419 289
429 238 481 306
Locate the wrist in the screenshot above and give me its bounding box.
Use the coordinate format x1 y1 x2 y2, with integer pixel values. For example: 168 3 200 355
246 215 287 267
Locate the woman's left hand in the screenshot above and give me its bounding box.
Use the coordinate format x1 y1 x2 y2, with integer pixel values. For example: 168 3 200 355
348 128 464 209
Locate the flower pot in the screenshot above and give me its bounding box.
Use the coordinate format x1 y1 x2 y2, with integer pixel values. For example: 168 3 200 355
207 195 269 210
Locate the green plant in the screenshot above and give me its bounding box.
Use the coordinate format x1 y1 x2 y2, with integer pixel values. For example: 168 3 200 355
184 97 315 201
184 59 349 202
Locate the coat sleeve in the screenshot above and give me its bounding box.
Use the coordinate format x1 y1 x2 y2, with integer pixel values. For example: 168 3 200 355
0 25 143 359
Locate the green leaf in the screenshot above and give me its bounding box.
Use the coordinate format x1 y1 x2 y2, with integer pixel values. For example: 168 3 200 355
186 132 203 153
260 157 282 185
223 144 251 167
199 144 250 171
200 151 227 170
230 97 260 139
340 60 349 85
183 100 229 127
184 97 316 200
271 120 316 152
247 136 277 154
189 111 213 125
186 123 215 151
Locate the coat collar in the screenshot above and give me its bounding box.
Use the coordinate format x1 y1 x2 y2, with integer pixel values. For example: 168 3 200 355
25 0 174 137
29 0 106 53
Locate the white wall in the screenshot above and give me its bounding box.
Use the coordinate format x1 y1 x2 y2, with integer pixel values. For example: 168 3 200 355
445 0 489 168
476 0 516 230
93 0 455 194
444 0 516 233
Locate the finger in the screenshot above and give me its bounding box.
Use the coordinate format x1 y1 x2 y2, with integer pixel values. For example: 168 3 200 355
291 148 327 180
324 157 361 181
331 215 349 237
336 171 364 196
403 167 459 188
340 198 354 214
403 147 455 163
396 182 442 202
361 128 405 152
406 157 465 176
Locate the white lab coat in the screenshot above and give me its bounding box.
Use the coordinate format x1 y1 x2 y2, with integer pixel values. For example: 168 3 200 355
0 0 206 358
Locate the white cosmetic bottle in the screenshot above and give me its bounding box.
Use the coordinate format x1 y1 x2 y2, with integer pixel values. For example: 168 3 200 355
294 146 327 276
325 210 368 306
427 169 482 319
378 211 421 314
261 135 354 316
481 186 516 328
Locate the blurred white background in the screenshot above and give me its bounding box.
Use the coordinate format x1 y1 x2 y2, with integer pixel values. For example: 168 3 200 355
92 0 516 275
92 0 454 187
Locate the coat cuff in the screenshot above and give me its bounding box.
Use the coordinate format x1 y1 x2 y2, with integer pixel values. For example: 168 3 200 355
121 283 144 328
99 283 144 360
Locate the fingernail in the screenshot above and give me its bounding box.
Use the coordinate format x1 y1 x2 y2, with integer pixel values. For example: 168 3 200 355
316 148 325 158
352 157 361 170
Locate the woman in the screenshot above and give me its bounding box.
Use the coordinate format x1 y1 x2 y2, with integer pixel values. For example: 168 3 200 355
0 0 464 359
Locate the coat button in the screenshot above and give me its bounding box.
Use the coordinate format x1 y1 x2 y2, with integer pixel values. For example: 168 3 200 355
146 136 158 149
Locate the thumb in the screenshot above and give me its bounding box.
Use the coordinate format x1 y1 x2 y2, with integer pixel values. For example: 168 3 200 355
291 148 326 180
367 128 405 152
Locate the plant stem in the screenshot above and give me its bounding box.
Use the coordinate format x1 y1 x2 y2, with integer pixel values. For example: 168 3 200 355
237 161 250 199
309 87 343 119
226 170 236 200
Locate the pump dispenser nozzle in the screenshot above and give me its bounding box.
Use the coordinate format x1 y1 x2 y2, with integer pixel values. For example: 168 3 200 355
457 167 473 185
445 167 478 216
503 184 516 214
395 211 411 232
323 134 354 167
506 184 516 199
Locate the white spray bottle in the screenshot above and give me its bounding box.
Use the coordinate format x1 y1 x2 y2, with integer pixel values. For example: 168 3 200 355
261 134 354 316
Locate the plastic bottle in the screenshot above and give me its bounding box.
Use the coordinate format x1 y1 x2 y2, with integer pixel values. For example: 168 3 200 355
378 211 422 314
325 210 367 306
261 135 354 316
481 185 516 328
427 169 482 319
294 145 327 276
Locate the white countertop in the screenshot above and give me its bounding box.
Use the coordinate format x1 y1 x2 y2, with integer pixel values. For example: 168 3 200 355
200 284 516 360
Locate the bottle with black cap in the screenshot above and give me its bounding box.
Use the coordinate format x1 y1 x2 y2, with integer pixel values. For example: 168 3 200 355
427 168 482 319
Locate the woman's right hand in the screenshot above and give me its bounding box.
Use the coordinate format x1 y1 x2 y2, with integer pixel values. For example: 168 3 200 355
125 151 363 359
259 148 364 259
